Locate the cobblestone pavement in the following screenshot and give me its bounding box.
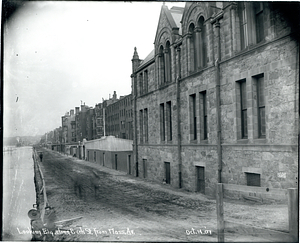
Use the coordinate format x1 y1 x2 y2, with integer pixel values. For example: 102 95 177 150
37 148 288 242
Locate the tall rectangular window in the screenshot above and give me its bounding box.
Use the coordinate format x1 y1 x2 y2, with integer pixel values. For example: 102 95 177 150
144 70 148 93
257 76 265 138
238 2 248 50
190 94 197 140
144 108 148 142
160 103 165 141
200 91 207 140
240 80 248 138
166 101 172 141
139 109 143 143
254 2 264 43
139 73 143 95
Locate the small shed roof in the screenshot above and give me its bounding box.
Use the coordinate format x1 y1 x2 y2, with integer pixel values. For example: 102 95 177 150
85 136 133 151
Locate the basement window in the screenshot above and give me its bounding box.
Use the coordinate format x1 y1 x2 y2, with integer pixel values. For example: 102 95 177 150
246 173 261 187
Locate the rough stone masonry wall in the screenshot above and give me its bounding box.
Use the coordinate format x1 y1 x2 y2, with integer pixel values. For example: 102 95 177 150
138 145 179 187
137 80 180 186
219 35 299 189
134 2 299 197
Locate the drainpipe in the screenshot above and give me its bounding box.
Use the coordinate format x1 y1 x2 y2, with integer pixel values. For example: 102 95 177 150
176 45 182 188
214 19 222 183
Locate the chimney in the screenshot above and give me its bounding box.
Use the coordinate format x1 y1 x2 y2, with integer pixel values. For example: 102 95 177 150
113 91 117 100
75 107 80 114
70 109 74 116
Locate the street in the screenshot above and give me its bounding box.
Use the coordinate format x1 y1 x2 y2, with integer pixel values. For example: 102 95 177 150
37 148 288 242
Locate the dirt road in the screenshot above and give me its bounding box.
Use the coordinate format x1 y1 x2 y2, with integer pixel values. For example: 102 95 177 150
37 148 288 242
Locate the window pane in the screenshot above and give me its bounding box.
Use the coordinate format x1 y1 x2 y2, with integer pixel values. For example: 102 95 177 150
259 107 266 136
258 77 265 106
247 173 261 187
203 116 207 139
203 92 207 116
242 110 248 137
241 81 247 109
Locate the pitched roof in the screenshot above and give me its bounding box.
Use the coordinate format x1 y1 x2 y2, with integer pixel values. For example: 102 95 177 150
138 49 154 69
169 6 184 35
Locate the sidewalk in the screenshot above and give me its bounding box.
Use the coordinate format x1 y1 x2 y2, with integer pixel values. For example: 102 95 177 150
51 149 213 203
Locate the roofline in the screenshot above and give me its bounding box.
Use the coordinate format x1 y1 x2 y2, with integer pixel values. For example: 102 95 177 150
136 57 155 72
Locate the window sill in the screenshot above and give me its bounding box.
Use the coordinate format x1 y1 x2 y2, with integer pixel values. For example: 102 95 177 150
200 139 208 144
236 139 249 144
190 139 198 144
253 138 267 144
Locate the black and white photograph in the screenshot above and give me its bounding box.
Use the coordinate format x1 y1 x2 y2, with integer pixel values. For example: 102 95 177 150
3 1 299 242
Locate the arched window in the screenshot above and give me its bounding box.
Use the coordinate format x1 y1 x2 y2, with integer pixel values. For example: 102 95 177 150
188 23 197 72
165 41 171 82
188 18 207 72
159 45 165 84
197 16 206 68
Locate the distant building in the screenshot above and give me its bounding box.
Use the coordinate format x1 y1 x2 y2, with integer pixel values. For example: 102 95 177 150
61 109 75 143
94 103 105 139
131 2 299 196
85 136 133 173
104 91 133 140
75 105 89 142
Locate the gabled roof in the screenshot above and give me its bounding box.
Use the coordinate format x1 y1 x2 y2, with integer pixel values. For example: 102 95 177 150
154 4 183 45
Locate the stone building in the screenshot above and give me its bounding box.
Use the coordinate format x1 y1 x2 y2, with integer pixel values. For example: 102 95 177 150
131 2 299 196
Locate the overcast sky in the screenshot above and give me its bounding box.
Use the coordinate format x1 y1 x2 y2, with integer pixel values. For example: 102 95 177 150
4 1 186 137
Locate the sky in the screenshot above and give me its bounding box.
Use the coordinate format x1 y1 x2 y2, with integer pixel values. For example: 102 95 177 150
4 1 186 137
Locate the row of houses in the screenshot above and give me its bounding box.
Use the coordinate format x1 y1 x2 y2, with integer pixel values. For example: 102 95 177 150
42 91 133 146
41 2 299 198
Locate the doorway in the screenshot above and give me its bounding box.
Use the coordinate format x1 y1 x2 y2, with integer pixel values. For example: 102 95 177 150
165 162 170 184
196 166 205 194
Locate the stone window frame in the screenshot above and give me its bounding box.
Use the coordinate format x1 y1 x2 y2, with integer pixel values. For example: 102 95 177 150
143 70 148 94
158 45 165 85
199 90 208 141
160 103 165 141
245 172 261 187
165 41 172 83
233 70 267 143
186 16 207 74
252 73 266 139
189 93 197 141
143 108 148 143
235 78 250 140
139 109 143 144
237 2 266 51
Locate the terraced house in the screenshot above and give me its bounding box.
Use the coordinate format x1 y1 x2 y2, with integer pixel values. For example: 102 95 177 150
131 2 299 197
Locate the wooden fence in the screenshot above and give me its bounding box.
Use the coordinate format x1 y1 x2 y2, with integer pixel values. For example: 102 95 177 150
216 183 298 242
